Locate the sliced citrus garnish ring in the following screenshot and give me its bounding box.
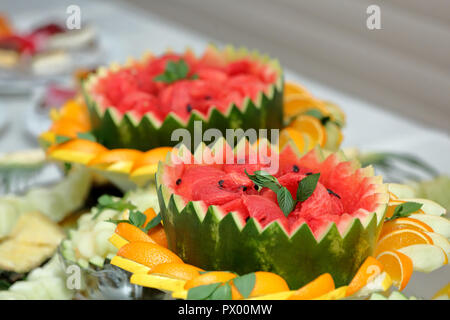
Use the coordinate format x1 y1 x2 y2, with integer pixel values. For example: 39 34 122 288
132 147 173 172
375 228 434 256
345 256 384 297
289 114 327 147
115 223 155 244
88 149 143 166
130 273 186 292
48 139 108 164
284 94 330 120
150 263 203 281
280 127 311 153
376 250 413 291
117 241 183 270
380 217 434 238
108 233 129 250
288 273 335 300
284 82 312 97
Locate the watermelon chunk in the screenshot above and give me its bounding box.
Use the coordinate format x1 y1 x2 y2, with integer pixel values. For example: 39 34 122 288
84 45 283 150
158 141 389 288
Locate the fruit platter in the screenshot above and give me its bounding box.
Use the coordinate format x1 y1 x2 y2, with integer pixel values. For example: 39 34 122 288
0 44 449 301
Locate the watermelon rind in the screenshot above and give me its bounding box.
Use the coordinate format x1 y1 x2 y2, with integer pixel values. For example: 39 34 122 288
82 45 284 150
156 138 389 288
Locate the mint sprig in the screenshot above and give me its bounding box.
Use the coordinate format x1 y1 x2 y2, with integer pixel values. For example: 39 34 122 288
92 194 137 220
245 170 320 217
233 273 256 299
385 202 423 221
154 59 198 84
186 273 256 300
297 173 320 202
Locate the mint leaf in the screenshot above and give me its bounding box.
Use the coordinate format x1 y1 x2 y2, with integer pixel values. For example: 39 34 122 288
143 214 162 232
129 210 147 228
245 169 280 193
296 173 320 202
385 202 423 221
233 273 256 299
304 109 323 120
187 283 221 300
246 170 297 216
209 282 232 300
77 132 97 142
93 195 137 220
154 59 198 84
277 187 295 217
55 135 71 144
106 219 129 225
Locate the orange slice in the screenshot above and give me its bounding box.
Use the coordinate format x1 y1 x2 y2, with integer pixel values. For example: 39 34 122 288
376 250 413 290
50 118 90 138
284 82 312 97
132 147 172 171
375 228 433 256
346 256 384 297
89 149 143 166
184 271 237 290
288 273 335 300
289 115 327 147
115 223 155 244
117 241 182 269
279 127 311 153
143 208 167 248
150 263 203 281
231 271 289 299
380 217 433 238
58 99 90 125
284 94 329 119
47 139 108 164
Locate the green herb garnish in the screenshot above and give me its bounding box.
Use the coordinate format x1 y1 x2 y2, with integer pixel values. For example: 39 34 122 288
245 170 320 217
187 283 222 300
98 194 162 232
93 194 137 220
77 132 97 142
55 135 71 144
385 202 423 221
232 273 256 299
154 59 198 84
297 173 321 202
186 273 256 300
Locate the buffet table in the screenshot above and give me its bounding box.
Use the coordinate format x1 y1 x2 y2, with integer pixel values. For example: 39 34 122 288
1 0 448 299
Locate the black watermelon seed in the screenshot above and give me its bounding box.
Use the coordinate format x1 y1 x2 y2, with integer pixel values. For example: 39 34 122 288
327 188 341 199
305 172 313 176
241 186 248 191
186 104 192 112
218 180 224 188
176 178 182 185
254 184 259 191
293 165 299 173
245 216 250 222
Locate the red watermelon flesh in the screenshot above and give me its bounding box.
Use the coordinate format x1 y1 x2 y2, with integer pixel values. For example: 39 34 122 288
93 50 277 121
165 146 379 237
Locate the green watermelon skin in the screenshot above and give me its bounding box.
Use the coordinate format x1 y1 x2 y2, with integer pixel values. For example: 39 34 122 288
82 46 283 151
156 143 388 289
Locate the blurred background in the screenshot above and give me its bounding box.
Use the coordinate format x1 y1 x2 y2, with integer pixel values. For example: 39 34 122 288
0 0 449 298
1 0 449 169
